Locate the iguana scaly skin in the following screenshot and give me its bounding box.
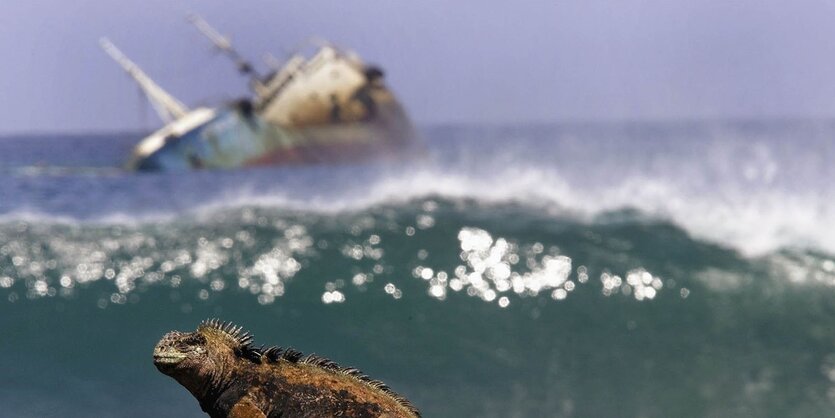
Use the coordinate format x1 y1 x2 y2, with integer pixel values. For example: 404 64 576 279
153 319 420 418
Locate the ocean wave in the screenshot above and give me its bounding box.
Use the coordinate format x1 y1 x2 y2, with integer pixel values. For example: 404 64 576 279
156 164 835 257
2 122 834 256
2 162 833 257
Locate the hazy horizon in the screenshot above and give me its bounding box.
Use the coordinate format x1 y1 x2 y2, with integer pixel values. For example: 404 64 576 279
3 0 835 134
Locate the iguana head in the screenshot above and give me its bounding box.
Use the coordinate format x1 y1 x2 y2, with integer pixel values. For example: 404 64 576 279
154 319 254 393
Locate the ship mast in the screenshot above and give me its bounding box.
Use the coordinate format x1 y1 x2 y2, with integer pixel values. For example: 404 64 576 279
187 14 265 90
99 38 190 123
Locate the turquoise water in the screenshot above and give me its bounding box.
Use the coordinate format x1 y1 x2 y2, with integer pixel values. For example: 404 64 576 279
2 123 835 417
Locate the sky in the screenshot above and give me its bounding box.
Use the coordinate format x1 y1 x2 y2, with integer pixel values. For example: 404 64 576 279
3 0 835 133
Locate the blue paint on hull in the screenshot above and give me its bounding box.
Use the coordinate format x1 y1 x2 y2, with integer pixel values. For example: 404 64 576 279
130 106 297 171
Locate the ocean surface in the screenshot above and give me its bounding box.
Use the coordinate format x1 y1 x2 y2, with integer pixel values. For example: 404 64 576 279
2 122 835 417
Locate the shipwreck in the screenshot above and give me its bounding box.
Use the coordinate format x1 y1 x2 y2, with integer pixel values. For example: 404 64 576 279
101 16 420 171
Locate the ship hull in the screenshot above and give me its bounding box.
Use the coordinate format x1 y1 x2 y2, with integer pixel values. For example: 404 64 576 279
128 101 419 171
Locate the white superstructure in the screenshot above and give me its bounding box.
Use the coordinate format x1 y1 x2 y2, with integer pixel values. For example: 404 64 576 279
255 45 369 127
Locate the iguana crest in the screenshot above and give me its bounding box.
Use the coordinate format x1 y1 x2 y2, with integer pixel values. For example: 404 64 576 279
154 319 420 418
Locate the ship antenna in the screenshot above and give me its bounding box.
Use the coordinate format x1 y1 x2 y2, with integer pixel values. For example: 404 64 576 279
188 14 264 88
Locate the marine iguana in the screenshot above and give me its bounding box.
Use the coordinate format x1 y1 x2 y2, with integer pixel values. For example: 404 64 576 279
153 319 420 418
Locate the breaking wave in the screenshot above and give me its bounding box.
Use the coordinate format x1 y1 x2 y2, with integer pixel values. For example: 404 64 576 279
2 121 835 257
